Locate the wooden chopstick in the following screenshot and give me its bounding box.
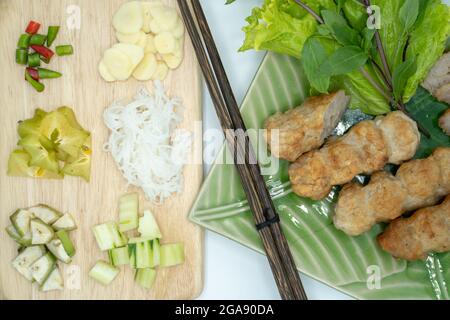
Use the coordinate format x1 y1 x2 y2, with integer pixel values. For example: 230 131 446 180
177 0 308 300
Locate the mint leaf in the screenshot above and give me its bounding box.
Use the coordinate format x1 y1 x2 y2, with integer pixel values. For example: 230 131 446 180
321 9 361 46
399 0 419 32
392 57 417 101
302 38 330 93
320 46 368 76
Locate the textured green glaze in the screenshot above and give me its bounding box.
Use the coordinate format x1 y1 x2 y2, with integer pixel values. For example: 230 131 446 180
189 53 449 300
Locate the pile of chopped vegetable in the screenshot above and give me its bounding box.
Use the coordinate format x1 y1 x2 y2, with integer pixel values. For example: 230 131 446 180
7 107 91 181
236 0 450 116
15 20 73 92
89 193 185 289
6 205 77 292
99 1 185 82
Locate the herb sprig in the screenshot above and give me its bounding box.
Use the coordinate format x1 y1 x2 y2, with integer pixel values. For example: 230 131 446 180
295 0 430 137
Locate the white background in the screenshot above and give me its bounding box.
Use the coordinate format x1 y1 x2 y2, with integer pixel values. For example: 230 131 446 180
197 0 351 300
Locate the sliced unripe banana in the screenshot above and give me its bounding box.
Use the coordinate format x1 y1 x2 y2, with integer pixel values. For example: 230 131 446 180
98 60 116 82
112 43 144 69
162 54 182 70
151 62 169 80
133 53 158 81
103 48 133 81
154 32 176 54
152 6 178 31
149 19 162 34
112 1 144 34
141 2 153 33
116 31 143 44
172 19 185 39
145 34 157 54
135 32 148 48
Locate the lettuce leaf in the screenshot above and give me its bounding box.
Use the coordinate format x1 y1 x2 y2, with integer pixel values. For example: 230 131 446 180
371 0 407 69
403 1 450 102
239 0 336 58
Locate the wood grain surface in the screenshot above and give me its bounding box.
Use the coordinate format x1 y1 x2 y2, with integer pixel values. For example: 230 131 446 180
0 0 203 300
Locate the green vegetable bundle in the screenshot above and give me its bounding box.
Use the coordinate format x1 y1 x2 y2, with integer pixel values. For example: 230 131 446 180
238 0 450 115
8 107 91 181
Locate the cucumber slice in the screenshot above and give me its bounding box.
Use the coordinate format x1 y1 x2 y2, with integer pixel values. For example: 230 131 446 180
138 210 161 239
92 222 127 251
128 244 137 269
30 252 56 284
10 209 33 237
52 213 77 231
135 268 156 289
160 243 185 267
152 239 160 267
135 240 153 269
108 247 130 266
40 267 64 291
31 219 54 244
27 204 62 225
12 245 46 280
55 230 76 257
118 193 139 232
128 236 158 244
46 238 72 263
89 261 120 285
6 225 32 246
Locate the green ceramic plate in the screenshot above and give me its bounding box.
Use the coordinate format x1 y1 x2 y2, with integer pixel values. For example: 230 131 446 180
189 53 450 300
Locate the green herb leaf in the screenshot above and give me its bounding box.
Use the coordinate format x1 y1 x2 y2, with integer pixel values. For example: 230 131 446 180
392 57 417 101
403 0 450 102
239 0 337 59
406 87 450 159
225 0 236 4
361 28 376 54
320 46 368 76
302 37 330 93
399 0 419 32
321 9 361 46
317 24 331 36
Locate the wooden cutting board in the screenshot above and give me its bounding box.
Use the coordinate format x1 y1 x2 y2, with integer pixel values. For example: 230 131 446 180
0 0 203 300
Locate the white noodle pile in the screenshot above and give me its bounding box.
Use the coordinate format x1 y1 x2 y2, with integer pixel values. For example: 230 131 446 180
103 81 192 203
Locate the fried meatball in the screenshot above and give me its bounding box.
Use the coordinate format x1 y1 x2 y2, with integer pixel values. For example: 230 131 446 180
264 91 349 162
334 147 450 236
289 111 419 200
378 195 450 261
422 52 450 104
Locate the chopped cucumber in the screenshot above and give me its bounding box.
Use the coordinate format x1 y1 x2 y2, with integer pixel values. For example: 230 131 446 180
6 225 32 246
128 244 137 269
135 268 156 289
30 252 56 284
108 247 130 266
28 204 61 225
10 209 33 237
46 238 72 263
118 193 138 232
128 236 158 244
12 245 46 281
135 240 153 269
55 230 75 257
41 267 64 291
138 210 161 239
52 213 77 231
92 222 127 251
89 261 119 285
152 239 160 267
160 243 185 267
31 219 54 244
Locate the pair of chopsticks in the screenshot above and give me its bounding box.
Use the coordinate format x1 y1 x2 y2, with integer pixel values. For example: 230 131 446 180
177 0 308 300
